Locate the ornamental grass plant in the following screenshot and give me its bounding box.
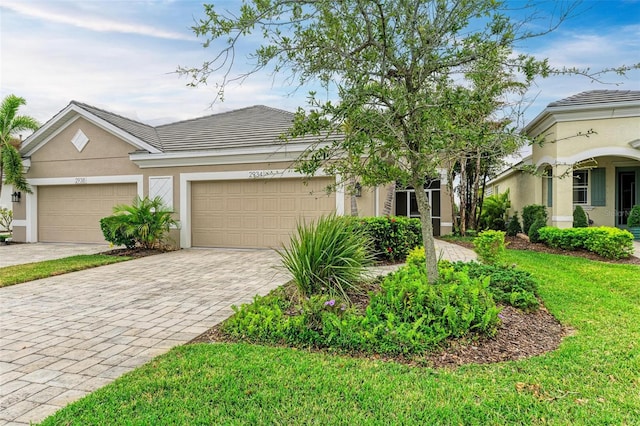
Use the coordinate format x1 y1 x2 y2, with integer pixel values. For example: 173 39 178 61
277 215 375 302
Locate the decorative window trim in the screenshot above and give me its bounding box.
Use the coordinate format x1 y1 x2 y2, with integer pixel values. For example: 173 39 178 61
70 129 89 152
573 170 589 205
149 176 174 210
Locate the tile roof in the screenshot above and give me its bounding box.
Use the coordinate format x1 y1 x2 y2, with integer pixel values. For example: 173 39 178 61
71 101 163 150
156 105 303 152
69 103 319 153
547 90 640 107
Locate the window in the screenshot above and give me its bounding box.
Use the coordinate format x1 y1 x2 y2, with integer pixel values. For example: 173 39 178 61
545 167 553 207
573 170 588 205
394 180 441 235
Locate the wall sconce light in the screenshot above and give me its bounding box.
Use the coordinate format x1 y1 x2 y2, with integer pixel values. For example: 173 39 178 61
11 191 21 203
354 182 362 198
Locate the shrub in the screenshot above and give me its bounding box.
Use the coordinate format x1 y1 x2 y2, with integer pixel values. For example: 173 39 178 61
528 216 546 243
479 189 510 230
277 215 375 301
573 205 588 228
405 247 538 311
505 212 522 237
450 262 539 311
538 226 634 259
223 264 500 355
628 205 640 228
353 216 422 261
100 216 136 249
101 196 177 249
0 208 12 232
522 204 548 235
363 266 500 353
583 227 634 259
473 230 506 266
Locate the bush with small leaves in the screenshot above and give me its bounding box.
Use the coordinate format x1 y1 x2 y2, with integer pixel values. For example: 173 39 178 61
506 212 522 237
573 205 588 228
522 204 548 235
353 216 422 261
473 230 506 266
528 216 546 243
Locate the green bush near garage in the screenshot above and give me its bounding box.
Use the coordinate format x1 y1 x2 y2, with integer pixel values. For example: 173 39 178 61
353 216 422 262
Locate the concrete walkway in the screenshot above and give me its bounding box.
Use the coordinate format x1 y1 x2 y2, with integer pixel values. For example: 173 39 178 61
0 248 288 425
633 241 640 259
0 243 109 268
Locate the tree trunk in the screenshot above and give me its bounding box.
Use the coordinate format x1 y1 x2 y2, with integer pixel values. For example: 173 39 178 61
458 158 467 235
469 148 483 230
446 164 458 233
350 178 359 216
382 181 396 216
413 178 439 284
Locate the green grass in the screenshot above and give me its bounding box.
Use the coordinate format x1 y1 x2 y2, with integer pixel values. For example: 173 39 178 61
0 255 131 287
41 251 640 425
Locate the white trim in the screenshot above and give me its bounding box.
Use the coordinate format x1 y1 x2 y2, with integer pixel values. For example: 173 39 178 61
12 220 26 227
525 102 640 137
149 176 174 210
441 222 454 227
22 175 144 242
552 215 574 222
26 187 37 242
71 129 90 152
129 142 328 168
22 103 161 157
179 169 335 249
25 115 83 157
374 186 380 217
335 174 345 217
535 147 640 169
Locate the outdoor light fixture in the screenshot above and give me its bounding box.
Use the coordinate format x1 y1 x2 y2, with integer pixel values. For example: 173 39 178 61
354 182 362 198
11 191 21 203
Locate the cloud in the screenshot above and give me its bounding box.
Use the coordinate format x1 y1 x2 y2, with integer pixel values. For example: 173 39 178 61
1 0 195 41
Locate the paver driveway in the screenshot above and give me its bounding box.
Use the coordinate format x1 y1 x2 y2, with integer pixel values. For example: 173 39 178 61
0 248 287 425
0 243 109 268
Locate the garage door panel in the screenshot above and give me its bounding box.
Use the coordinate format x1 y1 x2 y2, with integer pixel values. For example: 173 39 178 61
191 177 335 248
38 184 137 243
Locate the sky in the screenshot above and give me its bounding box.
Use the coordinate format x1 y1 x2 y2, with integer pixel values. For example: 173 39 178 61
1 0 639 135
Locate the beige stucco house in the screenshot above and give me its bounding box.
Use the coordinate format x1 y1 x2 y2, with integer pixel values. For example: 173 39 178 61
12 102 452 248
488 90 640 230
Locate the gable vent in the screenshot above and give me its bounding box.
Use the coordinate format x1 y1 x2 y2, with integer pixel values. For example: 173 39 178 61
71 129 90 152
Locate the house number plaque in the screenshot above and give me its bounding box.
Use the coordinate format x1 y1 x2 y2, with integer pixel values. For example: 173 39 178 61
74 177 88 184
248 170 279 178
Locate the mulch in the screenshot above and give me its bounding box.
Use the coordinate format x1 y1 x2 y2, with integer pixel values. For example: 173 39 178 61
453 235 640 265
100 247 173 258
116 236 637 368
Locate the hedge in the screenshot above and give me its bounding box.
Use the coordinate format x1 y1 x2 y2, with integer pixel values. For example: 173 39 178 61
538 226 634 259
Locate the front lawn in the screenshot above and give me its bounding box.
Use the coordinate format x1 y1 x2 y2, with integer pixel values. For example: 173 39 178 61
0 255 131 287
41 250 640 425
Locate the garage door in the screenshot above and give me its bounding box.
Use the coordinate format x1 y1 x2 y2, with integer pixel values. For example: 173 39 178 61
38 184 138 243
191 177 336 248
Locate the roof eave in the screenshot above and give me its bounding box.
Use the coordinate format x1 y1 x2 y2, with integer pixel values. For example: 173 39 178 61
21 103 162 157
524 100 640 137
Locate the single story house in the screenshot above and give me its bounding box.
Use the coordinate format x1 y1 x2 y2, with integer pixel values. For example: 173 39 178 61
12 102 453 248
488 90 640 230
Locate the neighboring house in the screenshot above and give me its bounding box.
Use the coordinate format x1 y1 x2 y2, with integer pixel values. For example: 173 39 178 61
12 101 452 248
488 90 640 230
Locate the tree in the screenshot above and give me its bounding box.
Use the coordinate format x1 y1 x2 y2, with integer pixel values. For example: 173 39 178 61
180 0 635 283
0 95 39 198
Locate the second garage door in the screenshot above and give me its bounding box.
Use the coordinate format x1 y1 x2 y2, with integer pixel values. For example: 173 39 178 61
38 183 138 243
191 177 336 248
